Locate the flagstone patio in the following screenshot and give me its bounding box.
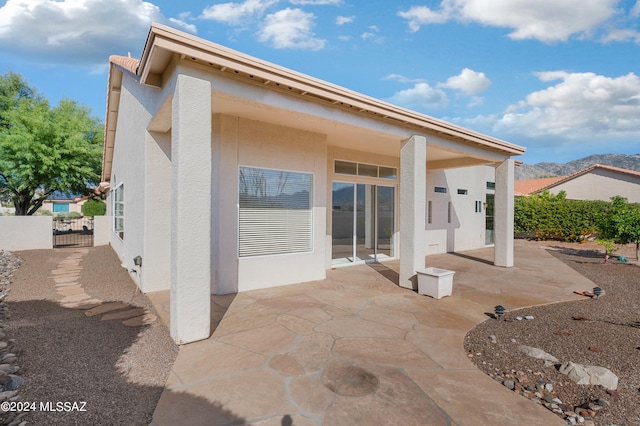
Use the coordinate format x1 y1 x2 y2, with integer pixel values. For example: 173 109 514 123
149 240 597 425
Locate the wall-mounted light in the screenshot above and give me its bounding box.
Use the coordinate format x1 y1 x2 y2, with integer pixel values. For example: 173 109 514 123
133 256 142 267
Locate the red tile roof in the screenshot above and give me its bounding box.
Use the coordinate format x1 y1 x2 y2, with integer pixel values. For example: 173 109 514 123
514 177 564 196
110 55 140 74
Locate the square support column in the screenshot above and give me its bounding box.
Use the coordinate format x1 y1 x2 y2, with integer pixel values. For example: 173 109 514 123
400 135 427 289
170 74 212 344
494 159 514 267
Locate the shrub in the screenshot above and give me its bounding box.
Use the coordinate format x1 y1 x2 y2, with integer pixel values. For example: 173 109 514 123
82 199 106 217
515 190 608 242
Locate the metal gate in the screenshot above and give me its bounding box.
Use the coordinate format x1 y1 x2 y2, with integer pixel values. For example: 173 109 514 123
52 217 94 248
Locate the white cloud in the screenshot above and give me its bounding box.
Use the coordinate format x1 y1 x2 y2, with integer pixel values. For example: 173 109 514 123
384 74 427 84
336 15 354 25
399 0 618 43
439 68 491 95
601 29 640 43
491 71 640 141
398 5 449 32
632 1 640 17
388 82 448 110
258 8 326 50
201 0 278 25
0 0 195 66
289 0 342 4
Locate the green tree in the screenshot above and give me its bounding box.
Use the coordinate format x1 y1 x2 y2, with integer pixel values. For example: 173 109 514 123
598 196 640 259
82 198 106 217
0 72 103 215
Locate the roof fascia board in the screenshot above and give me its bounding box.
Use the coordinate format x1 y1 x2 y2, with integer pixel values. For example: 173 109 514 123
141 23 524 156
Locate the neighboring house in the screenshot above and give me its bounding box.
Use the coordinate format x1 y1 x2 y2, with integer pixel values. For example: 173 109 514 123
101 23 525 344
518 165 640 203
40 191 87 214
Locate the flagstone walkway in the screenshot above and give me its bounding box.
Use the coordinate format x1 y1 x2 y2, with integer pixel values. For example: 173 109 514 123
50 248 156 327
150 240 598 425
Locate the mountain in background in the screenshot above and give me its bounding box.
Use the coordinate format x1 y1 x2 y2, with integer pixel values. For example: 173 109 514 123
515 154 640 180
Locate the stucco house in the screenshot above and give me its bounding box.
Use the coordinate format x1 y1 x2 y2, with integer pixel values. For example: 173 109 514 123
516 164 640 203
101 23 524 344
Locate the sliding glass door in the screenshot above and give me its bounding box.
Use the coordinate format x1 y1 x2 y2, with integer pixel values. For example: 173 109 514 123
332 182 394 264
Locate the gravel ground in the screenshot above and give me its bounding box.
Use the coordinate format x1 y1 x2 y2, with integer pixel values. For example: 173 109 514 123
465 240 640 426
0 246 178 426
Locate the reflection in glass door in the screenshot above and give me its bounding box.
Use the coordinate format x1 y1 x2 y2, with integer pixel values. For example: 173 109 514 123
485 194 495 245
332 183 394 264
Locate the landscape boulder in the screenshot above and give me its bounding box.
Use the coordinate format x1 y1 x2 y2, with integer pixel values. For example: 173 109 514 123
558 361 618 390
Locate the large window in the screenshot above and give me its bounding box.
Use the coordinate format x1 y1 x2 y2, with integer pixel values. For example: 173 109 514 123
239 167 313 257
113 183 124 240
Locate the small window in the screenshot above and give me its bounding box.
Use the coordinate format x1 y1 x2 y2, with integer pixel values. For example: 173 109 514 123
457 189 468 195
334 160 397 180
427 200 432 224
379 166 397 179
113 183 124 240
486 182 495 190
434 187 447 193
335 160 357 175
447 201 452 224
358 163 378 177
475 200 482 213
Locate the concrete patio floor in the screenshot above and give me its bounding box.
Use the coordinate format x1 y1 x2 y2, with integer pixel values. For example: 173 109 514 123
148 240 597 425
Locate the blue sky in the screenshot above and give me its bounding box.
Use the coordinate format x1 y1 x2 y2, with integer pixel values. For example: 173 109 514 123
1 0 639 164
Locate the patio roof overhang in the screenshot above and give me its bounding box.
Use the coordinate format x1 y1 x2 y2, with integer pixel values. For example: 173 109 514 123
101 23 525 182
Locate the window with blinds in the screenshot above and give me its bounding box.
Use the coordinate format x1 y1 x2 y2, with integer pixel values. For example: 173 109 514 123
113 183 124 240
239 167 313 257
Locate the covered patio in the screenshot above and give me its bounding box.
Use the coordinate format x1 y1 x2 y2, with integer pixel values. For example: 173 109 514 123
148 240 596 425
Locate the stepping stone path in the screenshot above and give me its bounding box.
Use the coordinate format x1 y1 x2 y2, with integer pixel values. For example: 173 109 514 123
51 249 156 327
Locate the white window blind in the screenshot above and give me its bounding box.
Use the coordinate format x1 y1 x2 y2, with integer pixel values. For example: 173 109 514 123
239 167 313 257
113 184 124 240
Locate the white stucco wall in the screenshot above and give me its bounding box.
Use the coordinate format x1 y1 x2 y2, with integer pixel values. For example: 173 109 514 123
93 216 110 246
0 216 53 250
426 165 495 254
548 168 640 203
107 70 175 292
213 115 328 293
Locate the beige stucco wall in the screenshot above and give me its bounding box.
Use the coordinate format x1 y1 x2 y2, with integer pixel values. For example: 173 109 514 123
0 216 53 250
106 69 176 292
213 114 328 293
549 168 640 203
426 165 495 254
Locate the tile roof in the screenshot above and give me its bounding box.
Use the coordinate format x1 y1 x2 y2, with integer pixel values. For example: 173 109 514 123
110 55 139 74
514 177 564 196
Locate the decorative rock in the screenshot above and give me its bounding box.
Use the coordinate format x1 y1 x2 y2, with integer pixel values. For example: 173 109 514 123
0 390 18 402
524 315 534 320
558 361 618 390
517 345 559 363
0 365 19 375
1 354 16 363
489 335 497 344
0 341 7 349
3 375 24 391
503 379 515 390
545 383 554 392
515 316 523 321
